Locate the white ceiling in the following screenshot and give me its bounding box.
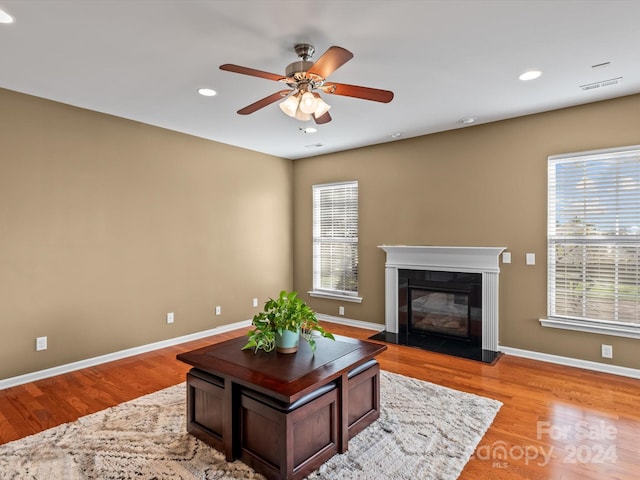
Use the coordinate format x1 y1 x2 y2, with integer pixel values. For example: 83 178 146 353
1 0 639 160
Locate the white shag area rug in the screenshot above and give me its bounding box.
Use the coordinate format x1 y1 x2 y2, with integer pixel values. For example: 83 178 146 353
0 371 501 479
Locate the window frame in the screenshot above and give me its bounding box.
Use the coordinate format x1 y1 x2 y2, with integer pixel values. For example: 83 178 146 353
309 181 362 304
541 145 640 339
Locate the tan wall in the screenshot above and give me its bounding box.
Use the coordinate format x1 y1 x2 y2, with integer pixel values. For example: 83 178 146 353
292 93 640 370
0 88 293 380
3 86 639 381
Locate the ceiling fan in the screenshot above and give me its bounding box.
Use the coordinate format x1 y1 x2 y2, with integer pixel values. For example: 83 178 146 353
220 44 394 124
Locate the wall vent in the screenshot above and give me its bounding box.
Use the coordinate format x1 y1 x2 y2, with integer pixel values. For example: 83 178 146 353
580 77 622 91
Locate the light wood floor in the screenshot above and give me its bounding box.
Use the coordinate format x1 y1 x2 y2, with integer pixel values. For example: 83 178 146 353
1 322 639 479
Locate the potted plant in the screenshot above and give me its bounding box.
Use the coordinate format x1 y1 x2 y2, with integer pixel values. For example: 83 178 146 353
242 290 335 354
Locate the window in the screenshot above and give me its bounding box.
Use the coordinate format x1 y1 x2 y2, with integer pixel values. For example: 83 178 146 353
310 181 361 302
545 145 640 337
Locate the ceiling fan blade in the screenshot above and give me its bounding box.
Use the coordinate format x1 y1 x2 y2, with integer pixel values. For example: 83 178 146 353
313 111 332 124
322 82 394 103
307 46 353 79
237 90 291 115
220 64 284 82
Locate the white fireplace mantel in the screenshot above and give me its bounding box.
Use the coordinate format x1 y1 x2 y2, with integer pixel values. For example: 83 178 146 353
378 245 506 352
378 245 505 273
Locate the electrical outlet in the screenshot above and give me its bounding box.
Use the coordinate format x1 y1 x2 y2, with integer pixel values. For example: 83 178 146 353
601 344 613 359
215 305 221 316
339 306 345 316
36 336 47 351
167 312 174 324
253 298 259 308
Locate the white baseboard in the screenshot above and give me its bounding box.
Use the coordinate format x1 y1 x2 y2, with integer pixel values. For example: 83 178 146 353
316 313 385 332
11 319 635 390
499 345 640 379
0 319 252 390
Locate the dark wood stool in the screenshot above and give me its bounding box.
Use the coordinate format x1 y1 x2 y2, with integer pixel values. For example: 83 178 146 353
238 382 339 480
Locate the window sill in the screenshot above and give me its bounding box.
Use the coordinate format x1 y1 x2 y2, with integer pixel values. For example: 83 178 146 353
539 318 640 340
308 291 363 303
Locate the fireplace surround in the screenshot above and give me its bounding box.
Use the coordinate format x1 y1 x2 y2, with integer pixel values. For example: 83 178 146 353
373 246 506 363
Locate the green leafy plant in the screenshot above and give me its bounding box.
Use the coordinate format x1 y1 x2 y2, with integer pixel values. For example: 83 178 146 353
242 290 335 353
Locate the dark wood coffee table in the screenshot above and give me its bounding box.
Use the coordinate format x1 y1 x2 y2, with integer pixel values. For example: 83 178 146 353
177 334 387 480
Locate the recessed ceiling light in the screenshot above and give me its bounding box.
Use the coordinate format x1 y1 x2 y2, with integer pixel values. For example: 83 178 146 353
519 70 542 81
459 117 476 125
300 127 317 134
0 9 14 23
390 132 402 139
198 88 217 97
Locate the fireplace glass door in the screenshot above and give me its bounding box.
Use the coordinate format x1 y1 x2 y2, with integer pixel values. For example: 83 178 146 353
408 288 471 340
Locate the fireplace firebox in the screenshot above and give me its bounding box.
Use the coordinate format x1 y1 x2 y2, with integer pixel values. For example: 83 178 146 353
408 288 471 340
399 269 481 347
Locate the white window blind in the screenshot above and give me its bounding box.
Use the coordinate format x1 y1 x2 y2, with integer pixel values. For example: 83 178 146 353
548 146 640 328
312 181 359 298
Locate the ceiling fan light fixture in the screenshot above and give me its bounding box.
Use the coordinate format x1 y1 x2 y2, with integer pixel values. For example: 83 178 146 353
279 93 300 117
294 109 312 121
299 91 318 114
312 94 331 117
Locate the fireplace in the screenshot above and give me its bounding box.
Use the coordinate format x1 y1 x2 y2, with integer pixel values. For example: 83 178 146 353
373 246 505 363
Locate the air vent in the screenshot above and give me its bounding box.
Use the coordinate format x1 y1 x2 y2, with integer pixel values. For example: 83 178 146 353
580 77 622 91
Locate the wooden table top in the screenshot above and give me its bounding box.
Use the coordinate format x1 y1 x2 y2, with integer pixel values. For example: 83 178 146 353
177 334 387 403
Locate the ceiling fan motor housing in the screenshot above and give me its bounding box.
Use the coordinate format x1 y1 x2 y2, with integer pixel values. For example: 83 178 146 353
294 43 315 60
285 60 314 80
